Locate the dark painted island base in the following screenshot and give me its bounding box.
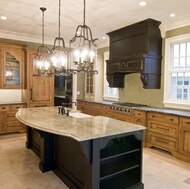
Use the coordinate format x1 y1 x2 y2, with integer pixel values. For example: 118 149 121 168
26 126 144 189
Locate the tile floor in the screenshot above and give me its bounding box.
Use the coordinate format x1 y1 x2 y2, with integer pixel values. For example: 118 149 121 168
0 133 190 189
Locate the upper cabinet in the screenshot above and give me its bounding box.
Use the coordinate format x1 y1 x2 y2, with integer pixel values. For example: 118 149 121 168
0 43 25 89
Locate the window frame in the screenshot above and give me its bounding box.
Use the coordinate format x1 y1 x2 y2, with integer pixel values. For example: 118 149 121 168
103 51 119 101
163 33 190 110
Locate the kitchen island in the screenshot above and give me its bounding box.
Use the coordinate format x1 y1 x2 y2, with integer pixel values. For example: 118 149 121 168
16 107 145 189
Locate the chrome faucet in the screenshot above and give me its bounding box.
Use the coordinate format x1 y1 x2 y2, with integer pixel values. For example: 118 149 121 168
58 102 77 116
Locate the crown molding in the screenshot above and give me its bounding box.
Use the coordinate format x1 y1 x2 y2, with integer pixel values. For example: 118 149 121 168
162 14 190 32
0 30 55 45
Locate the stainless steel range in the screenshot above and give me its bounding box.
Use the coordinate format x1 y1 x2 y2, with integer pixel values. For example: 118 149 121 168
110 102 147 114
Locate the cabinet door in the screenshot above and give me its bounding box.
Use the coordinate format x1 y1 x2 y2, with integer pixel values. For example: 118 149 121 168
27 50 54 106
0 112 3 132
2 48 24 89
180 118 190 157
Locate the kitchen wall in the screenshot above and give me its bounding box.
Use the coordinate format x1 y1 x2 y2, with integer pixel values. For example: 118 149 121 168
0 89 22 102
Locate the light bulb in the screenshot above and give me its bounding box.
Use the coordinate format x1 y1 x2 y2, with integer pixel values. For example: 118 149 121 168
90 51 95 63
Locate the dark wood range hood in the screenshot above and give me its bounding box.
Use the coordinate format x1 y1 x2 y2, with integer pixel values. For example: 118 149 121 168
106 18 162 89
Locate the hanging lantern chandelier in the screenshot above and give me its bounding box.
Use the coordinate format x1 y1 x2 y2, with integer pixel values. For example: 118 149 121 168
51 0 69 76
33 7 52 77
69 0 99 74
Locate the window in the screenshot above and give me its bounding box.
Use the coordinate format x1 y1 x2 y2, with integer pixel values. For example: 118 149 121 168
103 51 119 101
164 34 190 110
85 72 94 99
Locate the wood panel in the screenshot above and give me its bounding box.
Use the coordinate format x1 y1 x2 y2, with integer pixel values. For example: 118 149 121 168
26 49 54 107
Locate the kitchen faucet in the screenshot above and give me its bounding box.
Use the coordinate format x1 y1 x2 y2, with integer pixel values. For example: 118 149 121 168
58 102 77 116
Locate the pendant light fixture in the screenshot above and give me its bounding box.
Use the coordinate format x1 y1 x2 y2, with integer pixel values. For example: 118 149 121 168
69 0 99 74
33 7 52 77
51 0 69 76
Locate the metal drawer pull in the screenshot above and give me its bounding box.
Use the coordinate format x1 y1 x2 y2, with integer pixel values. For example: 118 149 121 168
30 89 32 100
1 107 6 109
170 119 174 121
156 126 170 131
35 105 47 107
156 138 169 144
186 122 190 124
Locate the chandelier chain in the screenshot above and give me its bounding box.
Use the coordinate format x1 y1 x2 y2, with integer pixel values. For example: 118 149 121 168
40 7 46 46
83 0 86 25
58 0 61 38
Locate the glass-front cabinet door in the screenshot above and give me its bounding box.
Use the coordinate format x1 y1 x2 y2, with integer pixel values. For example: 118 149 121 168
1 45 25 89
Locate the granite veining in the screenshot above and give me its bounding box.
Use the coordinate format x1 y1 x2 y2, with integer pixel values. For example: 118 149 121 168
16 107 145 141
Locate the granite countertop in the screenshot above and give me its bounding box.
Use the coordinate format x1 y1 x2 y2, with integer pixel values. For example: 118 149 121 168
133 106 190 117
77 99 114 105
16 106 145 142
0 101 27 105
77 99 190 118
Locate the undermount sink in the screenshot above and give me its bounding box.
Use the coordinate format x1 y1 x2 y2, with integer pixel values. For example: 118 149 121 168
63 107 92 118
69 112 92 118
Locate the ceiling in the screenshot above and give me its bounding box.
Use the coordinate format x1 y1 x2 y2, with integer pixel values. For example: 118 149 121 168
0 0 190 47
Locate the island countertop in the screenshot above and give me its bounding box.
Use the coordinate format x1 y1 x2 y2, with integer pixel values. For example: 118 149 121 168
16 106 145 142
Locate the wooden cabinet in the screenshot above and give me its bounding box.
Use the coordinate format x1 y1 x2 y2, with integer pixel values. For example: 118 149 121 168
78 100 190 163
0 112 3 132
90 103 111 117
0 43 25 89
133 110 146 126
110 111 134 122
0 104 26 134
77 101 111 117
26 49 54 107
179 117 190 162
147 112 179 157
134 110 147 144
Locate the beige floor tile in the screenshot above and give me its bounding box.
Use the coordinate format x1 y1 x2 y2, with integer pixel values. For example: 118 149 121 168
0 134 190 189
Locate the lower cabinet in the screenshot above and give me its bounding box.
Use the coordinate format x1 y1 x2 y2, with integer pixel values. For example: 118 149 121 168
0 103 26 134
0 112 3 132
179 117 190 162
110 111 134 123
77 100 190 163
77 101 111 117
133 110 147 145
146 112 179 157
99 134 143 189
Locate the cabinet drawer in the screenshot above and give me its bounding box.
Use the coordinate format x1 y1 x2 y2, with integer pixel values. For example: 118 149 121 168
147 132 178 152
180 117 190 126
5 122 24 131
134 110 146 118
11 104 26 111
134 118 146 126
111 112 133 122
148 120 178 138
29 103 50 108
148 112 179 124
0 105 10 111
